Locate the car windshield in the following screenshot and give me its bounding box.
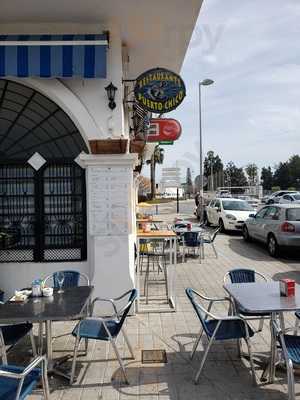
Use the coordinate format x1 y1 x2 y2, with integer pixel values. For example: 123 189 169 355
222 200 254 211
293 195 300 200
287 208 300 221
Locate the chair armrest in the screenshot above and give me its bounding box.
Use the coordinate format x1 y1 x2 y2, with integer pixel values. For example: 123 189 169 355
221 315 247 321
91 298 118 317
205 307 247 321
0 369 21 379
199 291 233 305
22 355 47 376
207 296 235 317
92 289 134 317
0 355 47 380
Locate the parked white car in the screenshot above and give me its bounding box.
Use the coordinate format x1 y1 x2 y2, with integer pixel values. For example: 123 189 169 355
279 193 300 204
215 190 232 198
206 198 255 232
266 191 297 204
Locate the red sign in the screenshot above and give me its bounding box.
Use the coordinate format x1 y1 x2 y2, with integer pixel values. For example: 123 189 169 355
147 119 182 142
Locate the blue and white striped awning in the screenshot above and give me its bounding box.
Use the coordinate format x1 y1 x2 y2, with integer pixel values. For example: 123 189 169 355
0 34 108 78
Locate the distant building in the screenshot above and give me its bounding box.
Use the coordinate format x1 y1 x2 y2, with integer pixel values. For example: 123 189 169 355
161 167 181 189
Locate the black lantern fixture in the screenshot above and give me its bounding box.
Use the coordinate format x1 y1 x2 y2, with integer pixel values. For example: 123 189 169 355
105 82 118 110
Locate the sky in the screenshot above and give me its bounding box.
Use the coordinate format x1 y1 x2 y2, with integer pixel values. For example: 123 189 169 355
156 0 300 181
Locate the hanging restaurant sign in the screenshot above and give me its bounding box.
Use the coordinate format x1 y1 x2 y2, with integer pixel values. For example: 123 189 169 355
147 118 182 142
134 67 186 113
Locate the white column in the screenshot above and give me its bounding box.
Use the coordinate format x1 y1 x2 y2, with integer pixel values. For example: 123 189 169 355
79 153 138 314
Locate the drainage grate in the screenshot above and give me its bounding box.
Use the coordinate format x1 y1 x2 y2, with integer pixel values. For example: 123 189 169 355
141 349 167 364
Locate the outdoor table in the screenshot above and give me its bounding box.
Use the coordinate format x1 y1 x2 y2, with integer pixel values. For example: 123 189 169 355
224 281 300 383
136 219 164 230
136 230 177 313
0 286 93 381
136 219 164 223
174 226 203 234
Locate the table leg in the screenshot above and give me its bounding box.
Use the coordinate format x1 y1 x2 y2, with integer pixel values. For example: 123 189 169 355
269 312 277 383
279 312 285 332
136 237 140 312
260 312 277 383
172 237 177 310
46 320 53 361
45 320 73 382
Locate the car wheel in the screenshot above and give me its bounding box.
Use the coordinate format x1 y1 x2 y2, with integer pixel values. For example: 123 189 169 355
243 226 252 242
267 234 279 257
219 219 226 233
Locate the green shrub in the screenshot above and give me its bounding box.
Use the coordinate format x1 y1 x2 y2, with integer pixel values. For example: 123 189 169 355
271 186 280 192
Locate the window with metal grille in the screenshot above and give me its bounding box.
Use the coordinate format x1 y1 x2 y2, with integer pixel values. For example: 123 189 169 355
0 160 87 263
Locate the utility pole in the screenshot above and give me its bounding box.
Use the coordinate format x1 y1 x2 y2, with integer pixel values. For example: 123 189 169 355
198 78 214 222
210 162 214 192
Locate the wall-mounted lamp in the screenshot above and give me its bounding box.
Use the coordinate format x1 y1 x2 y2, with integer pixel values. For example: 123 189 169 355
105 82 118 110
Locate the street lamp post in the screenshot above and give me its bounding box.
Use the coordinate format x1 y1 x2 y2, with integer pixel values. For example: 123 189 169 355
198 78 214 222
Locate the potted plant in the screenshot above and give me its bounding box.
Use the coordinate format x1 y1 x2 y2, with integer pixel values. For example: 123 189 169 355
0 227 21 250
89 139 128 154
130 139 146 155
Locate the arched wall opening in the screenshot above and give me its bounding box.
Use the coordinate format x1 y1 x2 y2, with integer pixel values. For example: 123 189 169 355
0 79 88 264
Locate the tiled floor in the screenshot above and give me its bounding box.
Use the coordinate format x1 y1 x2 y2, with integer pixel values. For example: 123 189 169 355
11 205 300 399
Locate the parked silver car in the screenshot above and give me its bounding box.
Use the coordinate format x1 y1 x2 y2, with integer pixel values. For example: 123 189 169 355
243 204 300 257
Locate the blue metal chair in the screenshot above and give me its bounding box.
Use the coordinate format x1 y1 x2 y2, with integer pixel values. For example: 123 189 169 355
199 227 220 259
0 298 36 364
0 355 49 400
70 288 137 384
0 323 37 365
182 232 201 262
43 270 90 289
272 319 300 400
185 287 256 385
294 312 300 335
41 270 90 354
224 268 270 332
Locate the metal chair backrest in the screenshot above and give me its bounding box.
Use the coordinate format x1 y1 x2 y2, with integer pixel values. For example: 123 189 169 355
210 227 220 242
43 270 90 289
119 289 138 329
185 287 212 337
183 231 199 247
224 268 267 284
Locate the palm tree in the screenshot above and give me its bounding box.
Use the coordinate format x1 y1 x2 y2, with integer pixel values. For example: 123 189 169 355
147 145 164 199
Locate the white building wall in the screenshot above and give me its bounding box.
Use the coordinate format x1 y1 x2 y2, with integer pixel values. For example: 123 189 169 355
64 24 126 140
0 23 133 302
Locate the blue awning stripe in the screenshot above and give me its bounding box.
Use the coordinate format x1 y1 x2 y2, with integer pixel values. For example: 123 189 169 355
17 35 29 77
84 35 96 78
0 34 107 78
39 35 51 78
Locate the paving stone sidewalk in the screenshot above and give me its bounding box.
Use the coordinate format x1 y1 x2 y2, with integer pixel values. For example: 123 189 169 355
11 203 300 399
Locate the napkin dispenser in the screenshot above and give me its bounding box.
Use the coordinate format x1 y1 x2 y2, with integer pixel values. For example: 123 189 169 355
280 279 295 297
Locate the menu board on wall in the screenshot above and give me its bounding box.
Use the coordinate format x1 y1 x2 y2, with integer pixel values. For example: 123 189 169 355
88 166 131 236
